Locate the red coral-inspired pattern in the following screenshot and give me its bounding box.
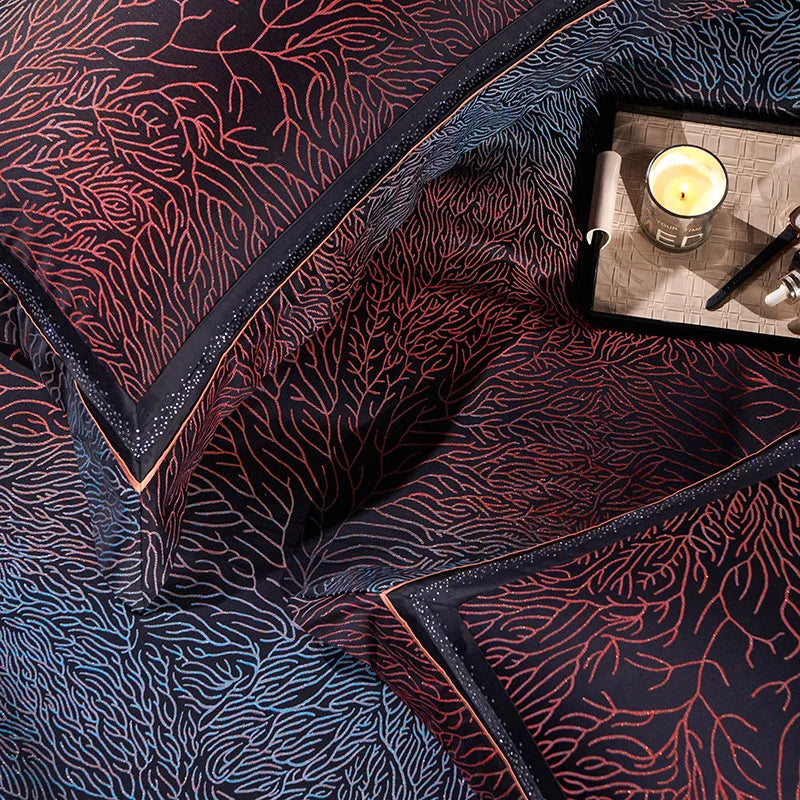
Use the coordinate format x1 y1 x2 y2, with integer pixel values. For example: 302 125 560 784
0 0 534 397
271 96 800 590
460 469 800 799
0 0 757 607
296 465 800 800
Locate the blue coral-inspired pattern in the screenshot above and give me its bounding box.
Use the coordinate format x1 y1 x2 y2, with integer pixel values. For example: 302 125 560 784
0 362 473 800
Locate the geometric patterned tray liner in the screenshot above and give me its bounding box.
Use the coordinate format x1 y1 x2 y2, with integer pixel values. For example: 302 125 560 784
593 110 800 338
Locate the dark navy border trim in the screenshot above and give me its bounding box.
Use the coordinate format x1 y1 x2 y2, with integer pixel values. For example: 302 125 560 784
389 593 565 800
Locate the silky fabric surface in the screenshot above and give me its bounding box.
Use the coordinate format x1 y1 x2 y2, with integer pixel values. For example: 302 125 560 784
2 1 800 799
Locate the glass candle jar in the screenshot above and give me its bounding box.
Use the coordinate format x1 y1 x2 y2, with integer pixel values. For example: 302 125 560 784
640 144 728 252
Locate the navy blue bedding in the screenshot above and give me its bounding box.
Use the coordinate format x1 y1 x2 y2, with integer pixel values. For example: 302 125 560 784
1 1 799 798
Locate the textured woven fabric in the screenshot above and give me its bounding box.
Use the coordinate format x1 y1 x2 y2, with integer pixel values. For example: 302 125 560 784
0 0 605 605
0 350 474 800
292 2 800 796
2 1 799 799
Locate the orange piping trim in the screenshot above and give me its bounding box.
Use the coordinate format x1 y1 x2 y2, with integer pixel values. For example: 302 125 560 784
379 590 530 800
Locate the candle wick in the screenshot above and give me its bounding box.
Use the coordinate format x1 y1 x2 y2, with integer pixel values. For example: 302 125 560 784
680 190 686 200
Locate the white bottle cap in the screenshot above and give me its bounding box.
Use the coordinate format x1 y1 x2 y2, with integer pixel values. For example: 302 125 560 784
765 284 790 307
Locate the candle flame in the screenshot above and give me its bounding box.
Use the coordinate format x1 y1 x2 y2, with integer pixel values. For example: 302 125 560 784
680 182 689 202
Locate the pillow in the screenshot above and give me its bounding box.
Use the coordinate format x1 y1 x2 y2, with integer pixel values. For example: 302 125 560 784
296 436 800 799
1 0 735 606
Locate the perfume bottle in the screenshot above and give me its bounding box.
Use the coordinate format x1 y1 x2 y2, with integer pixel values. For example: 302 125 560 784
765 257 800 307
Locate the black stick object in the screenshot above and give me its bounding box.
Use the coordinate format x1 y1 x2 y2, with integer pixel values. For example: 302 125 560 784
706 205 800 311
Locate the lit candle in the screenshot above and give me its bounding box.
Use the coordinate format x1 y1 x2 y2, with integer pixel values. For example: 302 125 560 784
640 145 728 252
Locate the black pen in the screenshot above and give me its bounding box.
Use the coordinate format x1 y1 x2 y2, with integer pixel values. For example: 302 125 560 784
706 205 800 311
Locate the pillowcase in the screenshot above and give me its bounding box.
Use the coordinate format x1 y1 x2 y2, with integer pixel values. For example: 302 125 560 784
295 437 800 800
0 0 742 605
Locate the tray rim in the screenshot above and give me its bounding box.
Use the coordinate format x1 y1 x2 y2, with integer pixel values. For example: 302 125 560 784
579 96 800 355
